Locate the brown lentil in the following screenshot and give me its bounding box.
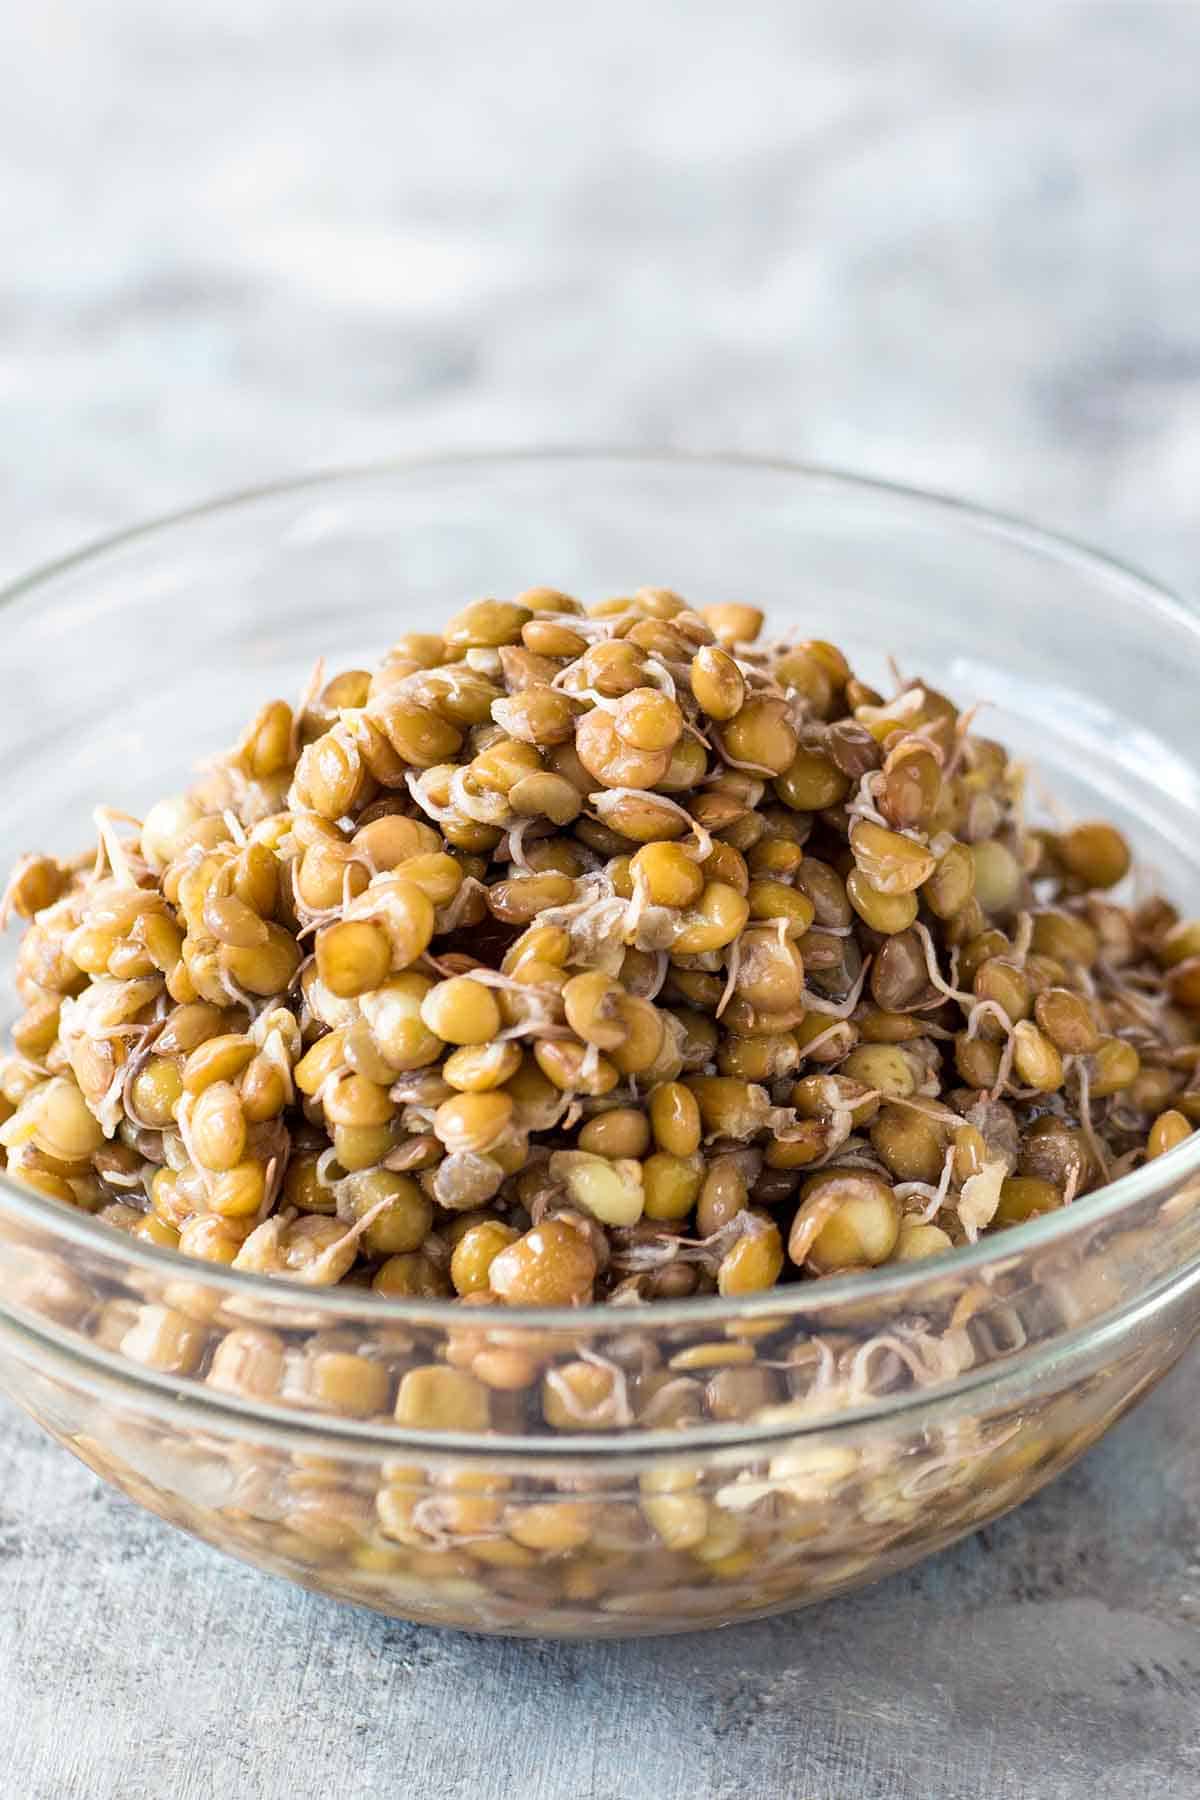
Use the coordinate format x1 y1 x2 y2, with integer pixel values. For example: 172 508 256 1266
0 590 1192 1338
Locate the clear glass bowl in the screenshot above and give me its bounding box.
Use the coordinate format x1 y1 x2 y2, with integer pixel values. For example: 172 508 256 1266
3 451 1200 1638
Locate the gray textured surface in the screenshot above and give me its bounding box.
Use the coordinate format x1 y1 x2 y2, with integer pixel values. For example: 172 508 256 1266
4 2 1200 1796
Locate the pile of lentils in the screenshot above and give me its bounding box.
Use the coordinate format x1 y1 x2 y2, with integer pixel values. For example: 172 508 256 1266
2 588 1199 1308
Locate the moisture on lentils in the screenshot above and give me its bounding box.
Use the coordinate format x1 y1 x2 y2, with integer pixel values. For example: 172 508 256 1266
2 587 1197 1303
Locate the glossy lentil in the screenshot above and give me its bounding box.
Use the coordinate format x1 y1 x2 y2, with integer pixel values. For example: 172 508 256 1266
0 589 1191 1327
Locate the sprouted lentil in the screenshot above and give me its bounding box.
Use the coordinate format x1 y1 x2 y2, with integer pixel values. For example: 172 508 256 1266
3 590 1198 1312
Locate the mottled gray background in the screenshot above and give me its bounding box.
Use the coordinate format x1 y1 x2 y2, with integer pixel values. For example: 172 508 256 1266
3 3 1200 1797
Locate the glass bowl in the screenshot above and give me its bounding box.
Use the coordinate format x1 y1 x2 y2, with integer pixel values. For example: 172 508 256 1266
3 451 1200 1638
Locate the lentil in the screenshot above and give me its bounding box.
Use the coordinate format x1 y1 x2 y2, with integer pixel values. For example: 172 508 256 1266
2 590 1193 1337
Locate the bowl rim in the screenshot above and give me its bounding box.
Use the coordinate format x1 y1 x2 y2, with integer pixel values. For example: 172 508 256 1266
3 444 1200 1332
7 1250 1197 1456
